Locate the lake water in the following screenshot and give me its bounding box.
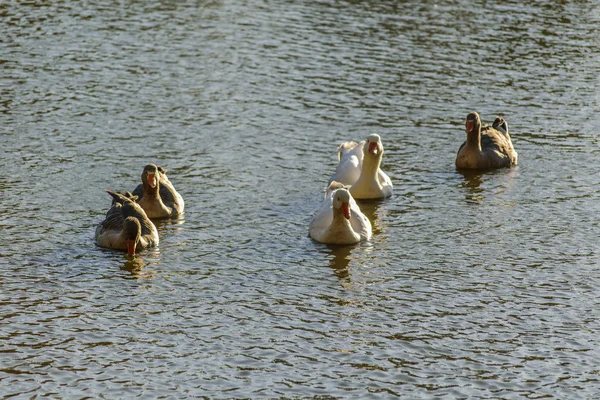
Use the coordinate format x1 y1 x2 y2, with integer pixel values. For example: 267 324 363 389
2 0 600 398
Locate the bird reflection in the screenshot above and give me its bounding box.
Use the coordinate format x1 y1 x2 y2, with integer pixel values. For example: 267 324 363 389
121 254 145 274
458 170 485 203
120 254 158 279
327 244 354 279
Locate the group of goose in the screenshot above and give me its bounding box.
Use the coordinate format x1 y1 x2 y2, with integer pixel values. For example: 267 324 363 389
308 133 393 245
309 111 518 245
95 164 185 254
95 112 517 253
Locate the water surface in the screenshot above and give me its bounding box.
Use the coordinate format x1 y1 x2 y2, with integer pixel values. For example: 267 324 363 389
2 0 600 398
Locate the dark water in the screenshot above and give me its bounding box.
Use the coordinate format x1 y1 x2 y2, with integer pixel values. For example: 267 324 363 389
2 0 600 397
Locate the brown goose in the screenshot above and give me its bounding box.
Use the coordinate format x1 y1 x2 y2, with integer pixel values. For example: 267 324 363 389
132 164 185 218
95 191 159 254
455 112 518 170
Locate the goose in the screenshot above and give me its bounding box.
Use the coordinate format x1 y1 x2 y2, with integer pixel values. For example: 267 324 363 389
309 187 371 245
132 164 185 218
312 181 373 241
329 140 365 186
349 134 393 199
455 112 518 170
95 191 159 254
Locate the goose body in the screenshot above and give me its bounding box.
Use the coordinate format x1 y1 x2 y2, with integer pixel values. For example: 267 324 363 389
329 141 364 186
309 187 371 245
456 112 518 170
95 191 159 254
349 134 393 199
132 164 185 218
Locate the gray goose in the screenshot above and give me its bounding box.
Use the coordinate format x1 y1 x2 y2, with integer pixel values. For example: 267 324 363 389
456 112 518 170
95 191 159 254
132 164 185 218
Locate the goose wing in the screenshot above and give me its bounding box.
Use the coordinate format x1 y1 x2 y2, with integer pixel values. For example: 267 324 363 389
481 126 515 158
99 203 125 233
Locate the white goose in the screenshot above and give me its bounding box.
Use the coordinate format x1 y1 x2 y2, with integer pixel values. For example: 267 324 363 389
329 140 365 186
309 186 372 245
349 134 393 199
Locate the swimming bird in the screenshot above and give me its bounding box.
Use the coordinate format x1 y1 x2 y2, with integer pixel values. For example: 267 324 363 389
132 164 185 218
329 140 365 186
95 191 159 254
309 187 371 245
349 134 393 199
312 181 373 241
455 112 518 170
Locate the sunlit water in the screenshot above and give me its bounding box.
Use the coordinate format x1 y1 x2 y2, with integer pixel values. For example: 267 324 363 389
2 0 600 398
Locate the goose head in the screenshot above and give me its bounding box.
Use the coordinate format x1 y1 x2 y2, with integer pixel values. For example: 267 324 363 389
326 180 350 197
141 164 161 194
332 188 352 220
121 200 151 254
465 112 481 135
122 216 142 255
364 134 383 157
328 181 347 191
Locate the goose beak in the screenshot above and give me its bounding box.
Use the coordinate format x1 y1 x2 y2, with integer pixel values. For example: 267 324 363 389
341 202 351 219
466 120 474 133
126 240 136 255
147 172 157 188
369 142 379 155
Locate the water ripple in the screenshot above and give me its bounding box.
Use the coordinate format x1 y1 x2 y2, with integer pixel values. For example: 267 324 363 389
2 0 600 398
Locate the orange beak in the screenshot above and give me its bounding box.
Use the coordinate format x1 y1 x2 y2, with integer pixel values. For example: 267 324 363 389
368 142 379 155
126 240 136 255
341 202 351 219
147 172 157 188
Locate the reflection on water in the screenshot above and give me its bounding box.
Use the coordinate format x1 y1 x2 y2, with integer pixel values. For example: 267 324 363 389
458 170 485 203
121 255 146 275
326 244 353 279
120 253 160 280
458 167 521 204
